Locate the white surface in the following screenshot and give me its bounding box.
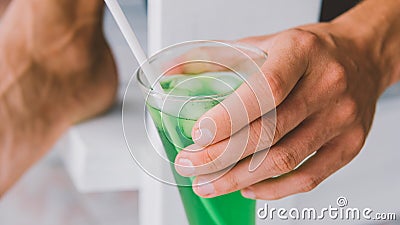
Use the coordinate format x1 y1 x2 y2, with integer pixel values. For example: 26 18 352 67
61 104 142 193
0 144 139 225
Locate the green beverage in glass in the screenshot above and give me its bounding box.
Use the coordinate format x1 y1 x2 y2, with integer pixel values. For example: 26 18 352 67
136 41 267 225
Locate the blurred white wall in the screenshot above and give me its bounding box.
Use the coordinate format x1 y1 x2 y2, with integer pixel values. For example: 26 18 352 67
148 0 322 53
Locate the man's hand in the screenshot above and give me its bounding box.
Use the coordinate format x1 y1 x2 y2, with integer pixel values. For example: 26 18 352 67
174 0 400 200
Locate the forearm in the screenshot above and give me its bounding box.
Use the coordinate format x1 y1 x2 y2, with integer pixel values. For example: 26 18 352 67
20 0 104 25
0 0 116 197
332 0 400 92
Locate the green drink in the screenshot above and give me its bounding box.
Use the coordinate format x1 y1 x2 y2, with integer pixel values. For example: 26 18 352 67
133 41 269 225
146 72 255 225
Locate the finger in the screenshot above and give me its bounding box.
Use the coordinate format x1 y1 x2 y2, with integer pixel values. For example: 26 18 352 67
165 51 234 75
164 40 266 75
236 34 276 50
191 113 339 198
175 111 275 177
241 128 366 200
175 74 321 176
192 34 310 147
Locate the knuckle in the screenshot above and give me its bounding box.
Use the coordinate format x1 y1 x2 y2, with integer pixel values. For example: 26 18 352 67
223 173 240 191
340 97 359 124
260 116 276 147
272 116 285 144
248 117 275 151
248 120 263 152
215 173 240 193
267 71 286 102
326 63 348 94
351 127 367 152
269 149 298 174
202 148 221 171
212 105 233 136
289 28 320 49
298 174 322 193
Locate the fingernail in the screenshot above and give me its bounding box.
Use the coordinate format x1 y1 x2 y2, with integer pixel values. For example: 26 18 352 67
175 158 195 176
194 178 215 196
193 128 214 146
241 188 256 199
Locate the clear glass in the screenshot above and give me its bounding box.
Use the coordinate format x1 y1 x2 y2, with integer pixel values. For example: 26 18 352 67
136 40 268 225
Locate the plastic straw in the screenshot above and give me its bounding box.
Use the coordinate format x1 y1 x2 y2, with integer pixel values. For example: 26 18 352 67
104 0 161 91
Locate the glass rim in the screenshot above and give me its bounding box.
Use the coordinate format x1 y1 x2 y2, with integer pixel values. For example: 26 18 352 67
136 40 267 102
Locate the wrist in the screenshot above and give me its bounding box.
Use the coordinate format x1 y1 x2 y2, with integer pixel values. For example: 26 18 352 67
331 0 400 94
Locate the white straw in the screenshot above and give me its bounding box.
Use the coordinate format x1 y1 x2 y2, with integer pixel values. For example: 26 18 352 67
104 0 161 91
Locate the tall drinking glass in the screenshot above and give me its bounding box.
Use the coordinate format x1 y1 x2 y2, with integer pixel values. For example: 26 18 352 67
136 41 267 225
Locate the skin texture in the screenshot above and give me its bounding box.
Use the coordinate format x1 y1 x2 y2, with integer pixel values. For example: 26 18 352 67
174 0 400 200
0 0 118 196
